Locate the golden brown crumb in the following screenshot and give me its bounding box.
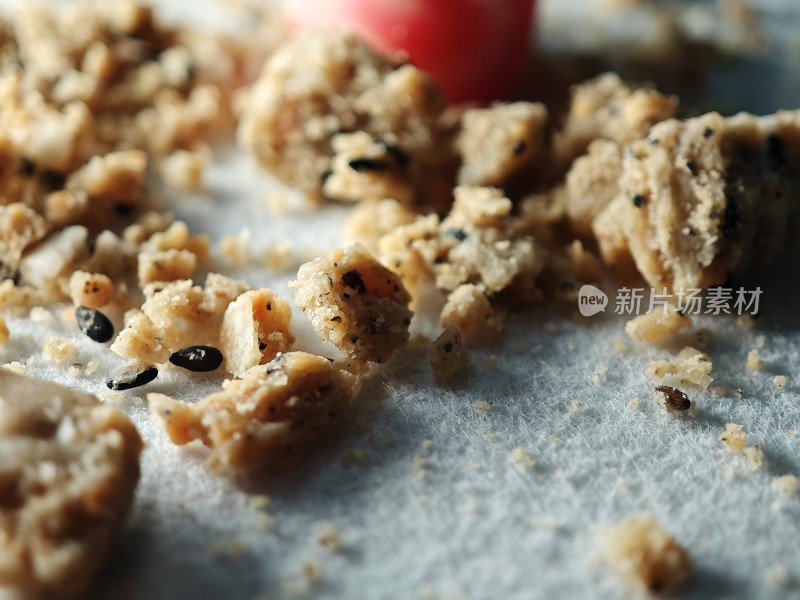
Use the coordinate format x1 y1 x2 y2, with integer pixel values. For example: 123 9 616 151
625 306 692 344
597 513 692 594
149 352 360 473
0 315 9 345
431 326 469 384
0 371 142 597
317 524 342 552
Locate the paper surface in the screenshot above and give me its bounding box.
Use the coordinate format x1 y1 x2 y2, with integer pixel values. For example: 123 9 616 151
0 1 798 599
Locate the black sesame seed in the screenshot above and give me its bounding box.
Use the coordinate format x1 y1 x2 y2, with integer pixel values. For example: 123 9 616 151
443 342 453 353
721 194 739 239
40 170 66 190
259 342 267 350
341 270 367 294
75 306 114 343
348 158 387 172
169 345 223 372
655 385 691 412
16 157 35 177
686 160 698 176
350 335 359 343
703 127 714 138
106 365 158 391
113 203 135 216
512 140 527 156
444 228 468 242
632 194 645 208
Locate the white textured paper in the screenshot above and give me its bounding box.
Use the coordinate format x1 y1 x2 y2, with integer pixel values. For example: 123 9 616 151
1 1 799 599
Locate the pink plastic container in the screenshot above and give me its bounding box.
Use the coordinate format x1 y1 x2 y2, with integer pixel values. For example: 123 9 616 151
286 0 536 104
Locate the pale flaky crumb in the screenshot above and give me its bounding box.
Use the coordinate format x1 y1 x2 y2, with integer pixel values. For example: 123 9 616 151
772 475 798 493
567 400 585 413
1 360 25 374
646 346 713 389
597 514 692 594
262 241 296 272
220 228 253 267
746 348 764 371
473 400 491 411
720 423 747 452
42 336 79 363
625 307 692 344
69 271 114 309
743 446 764 471
773 375 787 389
509 447 536 470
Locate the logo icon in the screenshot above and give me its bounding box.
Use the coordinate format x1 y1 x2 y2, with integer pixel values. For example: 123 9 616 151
578 284 608 317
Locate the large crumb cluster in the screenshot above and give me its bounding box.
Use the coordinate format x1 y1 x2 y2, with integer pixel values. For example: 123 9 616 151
0 371 142 597
597 513 692 594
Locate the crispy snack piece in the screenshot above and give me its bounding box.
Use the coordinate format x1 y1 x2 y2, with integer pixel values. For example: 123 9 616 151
149 352 359 473
292 243 412 365
0 371 142 597
456 102 551 188
237 30 449 203
593 110 800 290
597 513 692 595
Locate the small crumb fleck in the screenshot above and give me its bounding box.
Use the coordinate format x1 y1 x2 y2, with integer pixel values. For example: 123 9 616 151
591 363 608 383
764 565 788 588
317 523 342 552
613 338 628 353
473 400 491 411
29 306 54 325
628 397 639 410
746 348 764 371
0 315 8 345
509 446 536 470
567 400 584 413
772 475 798 493
42 336 79 363
720 423 747 452
773 375 787 389
249 495 270 510
1 361 25 374
755 334 766 349
743 446 764 471
420 439 433 449
597 513 692 594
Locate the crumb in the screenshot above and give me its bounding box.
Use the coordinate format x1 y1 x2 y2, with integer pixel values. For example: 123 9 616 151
773 375 787 388
42 336 79 363
597 513 692 594
625 306 692 343
746 348 764 371
743 446 764 470
158 148 208 192
69 271 113 309
149 352 359 473
772 475 798 494
1 361 25 374
220 228 252 267
509 447 536 470
262 241 296 272
591 363 608 383
613 338 629 353
420 439 433 449
317 524 342 552
0 371 141 597
431 326 469 383
249 495 270 510
29 306 54 325
628 397 640 410
764 565 788 588
473 400 491 411
567 400 584 413
646 346 713 389
720 423 747 452
0 315 8 345
755 334 766 349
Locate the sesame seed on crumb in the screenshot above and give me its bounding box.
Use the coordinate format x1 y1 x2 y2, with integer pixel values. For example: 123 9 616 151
773 375 787 388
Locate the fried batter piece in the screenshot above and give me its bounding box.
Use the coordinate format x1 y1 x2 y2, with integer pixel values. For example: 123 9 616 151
0 371 142 597
149 352 359 473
